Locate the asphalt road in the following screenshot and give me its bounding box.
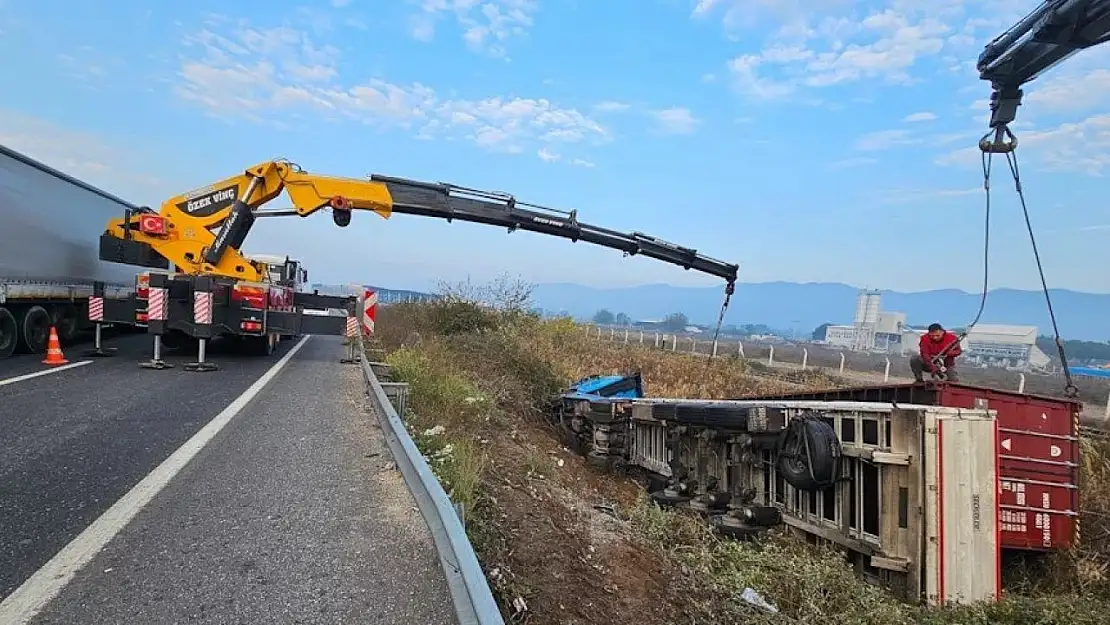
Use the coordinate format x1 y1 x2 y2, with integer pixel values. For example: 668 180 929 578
0 333 457 624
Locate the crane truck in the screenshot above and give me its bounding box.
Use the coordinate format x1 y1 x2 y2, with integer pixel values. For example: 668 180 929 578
92 158 739 366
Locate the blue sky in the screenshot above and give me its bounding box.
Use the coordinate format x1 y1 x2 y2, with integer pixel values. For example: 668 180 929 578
1 0 1108 294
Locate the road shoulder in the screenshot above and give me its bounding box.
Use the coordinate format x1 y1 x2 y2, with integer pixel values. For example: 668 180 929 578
28 336 458 625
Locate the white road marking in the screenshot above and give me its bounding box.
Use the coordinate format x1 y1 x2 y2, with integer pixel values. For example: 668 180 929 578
0 361 93 387
0 334 313 624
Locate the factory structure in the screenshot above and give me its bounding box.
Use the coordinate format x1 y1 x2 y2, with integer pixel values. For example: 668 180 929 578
820 290 1051 371
823 290 909 353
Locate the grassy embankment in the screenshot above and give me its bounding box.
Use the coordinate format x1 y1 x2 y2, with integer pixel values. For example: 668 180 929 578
370 280 1110 625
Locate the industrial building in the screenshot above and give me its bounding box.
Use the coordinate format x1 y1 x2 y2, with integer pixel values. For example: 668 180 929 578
818 291 1049 371
821 290 906 352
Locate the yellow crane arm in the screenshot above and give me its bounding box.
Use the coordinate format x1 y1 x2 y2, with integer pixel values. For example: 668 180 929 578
103 160 395 282
101 159 740 286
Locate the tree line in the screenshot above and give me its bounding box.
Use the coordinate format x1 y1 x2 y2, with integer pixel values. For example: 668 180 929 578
592 309 780 336
1036 337 1110 364
593 309 689 331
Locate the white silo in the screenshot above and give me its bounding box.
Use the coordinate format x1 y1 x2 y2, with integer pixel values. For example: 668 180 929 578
854 289 881 324
852 289 881 350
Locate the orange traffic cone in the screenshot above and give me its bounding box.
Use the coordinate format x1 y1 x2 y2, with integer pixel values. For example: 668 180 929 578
42 326 69 366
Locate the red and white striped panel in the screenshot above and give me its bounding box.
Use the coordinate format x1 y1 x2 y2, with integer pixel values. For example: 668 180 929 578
89 296 104 322
345 315 358 338
193 291 213 325
361 289 377 336
147 287 168 321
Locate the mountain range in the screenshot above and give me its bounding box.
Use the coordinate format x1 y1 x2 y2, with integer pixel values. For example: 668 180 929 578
528 282 1110 342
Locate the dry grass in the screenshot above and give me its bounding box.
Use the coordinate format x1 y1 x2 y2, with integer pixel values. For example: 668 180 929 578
1036 435 1110 596
529 324 844 400
370 281 1110 624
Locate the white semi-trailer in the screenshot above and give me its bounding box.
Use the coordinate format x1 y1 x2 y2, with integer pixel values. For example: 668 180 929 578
0 143 139 358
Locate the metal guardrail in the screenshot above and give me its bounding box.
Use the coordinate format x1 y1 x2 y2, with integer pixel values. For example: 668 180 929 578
354 334 504 625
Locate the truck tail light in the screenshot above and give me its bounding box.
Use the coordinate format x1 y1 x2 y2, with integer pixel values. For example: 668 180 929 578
232 284 267 309
241 320 263 332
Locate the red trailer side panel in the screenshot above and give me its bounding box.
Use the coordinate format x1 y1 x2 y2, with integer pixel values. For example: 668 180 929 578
737 382 1081 552
934 385 1079 551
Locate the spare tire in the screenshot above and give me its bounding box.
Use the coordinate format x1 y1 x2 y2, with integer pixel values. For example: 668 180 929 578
776 414 841 491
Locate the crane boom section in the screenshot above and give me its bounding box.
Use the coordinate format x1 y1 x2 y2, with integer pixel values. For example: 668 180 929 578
978 0 1110 91
102 160 738 285
371 174 738 283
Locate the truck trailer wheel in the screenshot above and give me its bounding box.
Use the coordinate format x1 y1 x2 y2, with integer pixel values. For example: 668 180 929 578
0 307 17 359
20 305 52 354
52 304 80 343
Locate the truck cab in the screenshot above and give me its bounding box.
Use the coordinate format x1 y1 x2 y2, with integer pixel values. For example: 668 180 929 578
247 253 309 292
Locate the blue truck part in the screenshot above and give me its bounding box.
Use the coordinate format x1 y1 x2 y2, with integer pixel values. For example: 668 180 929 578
564 372 644 399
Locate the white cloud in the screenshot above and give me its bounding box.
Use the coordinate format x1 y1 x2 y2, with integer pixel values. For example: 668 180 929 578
593 100 631 112
284 62 338 83
878 186 980 204
903 111 937 122
691 0 720 16
536 148 597 168
410 14 436 41
537 147 560 162
692 0 857 34
727 55 797 100
717 3 966 100
409 0 539 58
1025 67 1110 114
0 109 166 202
855 128 918 151
651 106 700 134
174 16 609 157
854 123 972 153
